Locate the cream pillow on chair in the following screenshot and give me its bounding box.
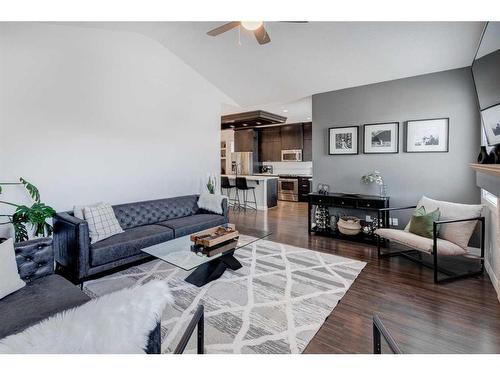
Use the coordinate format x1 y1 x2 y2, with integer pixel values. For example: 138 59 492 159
404 196 483 250
0 238 26 300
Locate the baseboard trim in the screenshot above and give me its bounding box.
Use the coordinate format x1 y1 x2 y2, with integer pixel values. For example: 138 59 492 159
485 260 500 302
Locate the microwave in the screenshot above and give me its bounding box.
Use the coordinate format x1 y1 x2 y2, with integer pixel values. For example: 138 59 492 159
281 149 303 162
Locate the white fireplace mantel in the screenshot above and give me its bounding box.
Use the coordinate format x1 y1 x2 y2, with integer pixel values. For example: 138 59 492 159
471 163 500 301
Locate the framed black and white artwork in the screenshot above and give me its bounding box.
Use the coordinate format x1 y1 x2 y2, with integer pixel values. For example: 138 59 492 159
328 126 359 155
404 118 449 153
481 104 500 146
363 122 399 154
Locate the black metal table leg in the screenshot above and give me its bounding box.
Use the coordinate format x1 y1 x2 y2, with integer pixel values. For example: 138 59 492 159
184 251 243 287
220 252 242 270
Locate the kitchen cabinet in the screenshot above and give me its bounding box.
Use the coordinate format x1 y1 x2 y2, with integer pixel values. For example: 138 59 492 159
303 122 312 162
254 122 313 162
234 129 255 152
280 124 303 150
258 127 281 162
260 142 282 162
298 176 312 202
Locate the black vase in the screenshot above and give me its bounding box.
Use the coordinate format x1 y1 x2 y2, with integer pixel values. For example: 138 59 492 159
478 146 492 164
491 144 500 164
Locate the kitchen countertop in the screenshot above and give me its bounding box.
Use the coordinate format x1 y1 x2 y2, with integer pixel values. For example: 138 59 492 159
221 174 279 181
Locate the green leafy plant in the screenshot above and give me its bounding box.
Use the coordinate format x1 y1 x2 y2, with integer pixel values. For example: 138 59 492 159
206 176 216 194
0 178 56 242
361 170 389 197
361 170 384 185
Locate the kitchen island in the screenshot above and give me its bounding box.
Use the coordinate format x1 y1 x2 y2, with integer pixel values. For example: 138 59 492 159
221 175 278 210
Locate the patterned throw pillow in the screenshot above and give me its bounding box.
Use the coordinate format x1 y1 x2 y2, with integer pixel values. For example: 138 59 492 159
83 203 124 244
73 202 103 220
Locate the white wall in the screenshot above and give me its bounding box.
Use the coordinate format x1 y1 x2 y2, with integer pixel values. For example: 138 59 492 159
0 23 234 238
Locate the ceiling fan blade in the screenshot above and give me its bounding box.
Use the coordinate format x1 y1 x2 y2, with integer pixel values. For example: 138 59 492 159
206 22 241 36
254 25 271 45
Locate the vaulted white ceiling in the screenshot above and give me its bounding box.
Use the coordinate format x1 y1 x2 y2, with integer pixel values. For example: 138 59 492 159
57 22 484 107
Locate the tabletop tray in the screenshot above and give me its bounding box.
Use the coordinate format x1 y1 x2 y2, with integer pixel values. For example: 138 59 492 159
190 224 239 248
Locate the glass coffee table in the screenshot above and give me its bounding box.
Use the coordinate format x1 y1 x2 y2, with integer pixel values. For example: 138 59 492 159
141 224 270 287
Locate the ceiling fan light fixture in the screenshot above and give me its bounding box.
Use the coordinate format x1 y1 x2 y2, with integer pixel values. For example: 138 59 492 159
241 21 263 31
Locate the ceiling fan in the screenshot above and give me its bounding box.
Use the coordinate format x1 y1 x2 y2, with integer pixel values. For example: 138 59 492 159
206 21 307 45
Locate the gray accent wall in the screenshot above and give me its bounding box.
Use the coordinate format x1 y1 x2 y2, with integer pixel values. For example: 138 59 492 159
312 67 481 222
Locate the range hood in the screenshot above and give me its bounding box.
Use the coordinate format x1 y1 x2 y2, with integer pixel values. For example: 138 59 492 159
221 110 287 130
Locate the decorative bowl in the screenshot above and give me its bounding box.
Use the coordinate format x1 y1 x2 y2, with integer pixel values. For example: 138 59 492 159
338 216 361 236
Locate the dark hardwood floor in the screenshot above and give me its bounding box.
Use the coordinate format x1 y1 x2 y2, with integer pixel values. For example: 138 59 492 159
229 201 500 354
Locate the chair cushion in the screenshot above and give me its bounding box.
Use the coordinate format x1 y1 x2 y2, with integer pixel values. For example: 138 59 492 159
158 214 226 238
404 196 483 250
90 225 174 267
375 228 466 256
0 274 90 339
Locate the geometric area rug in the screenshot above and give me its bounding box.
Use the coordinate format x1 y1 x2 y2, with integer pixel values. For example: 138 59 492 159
83 235 366 354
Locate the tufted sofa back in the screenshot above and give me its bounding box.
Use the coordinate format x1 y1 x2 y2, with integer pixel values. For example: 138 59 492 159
14 237 54 283
112 195 200 230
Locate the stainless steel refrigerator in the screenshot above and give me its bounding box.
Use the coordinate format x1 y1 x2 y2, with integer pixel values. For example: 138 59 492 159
231 152 254 175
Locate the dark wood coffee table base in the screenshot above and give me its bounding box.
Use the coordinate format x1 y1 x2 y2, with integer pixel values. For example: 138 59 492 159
184 251 243 287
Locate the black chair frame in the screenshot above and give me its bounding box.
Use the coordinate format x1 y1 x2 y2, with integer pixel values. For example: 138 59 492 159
376 206 485 284
220 177 237 207
373 315 403 354
234 177 257 212
174 305 205 354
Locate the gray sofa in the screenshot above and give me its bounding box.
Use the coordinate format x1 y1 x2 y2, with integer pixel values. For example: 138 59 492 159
53 195 228 284
0 237 161 353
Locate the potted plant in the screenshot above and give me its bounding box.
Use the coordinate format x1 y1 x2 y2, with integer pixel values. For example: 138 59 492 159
361 170 388 197
0 178 56 242
206 175 216 194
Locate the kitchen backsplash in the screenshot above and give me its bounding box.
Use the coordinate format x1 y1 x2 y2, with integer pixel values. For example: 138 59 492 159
262 161 313 176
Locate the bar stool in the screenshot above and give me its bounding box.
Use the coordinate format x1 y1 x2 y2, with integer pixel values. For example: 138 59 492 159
220 176 237 207
235 177 257 211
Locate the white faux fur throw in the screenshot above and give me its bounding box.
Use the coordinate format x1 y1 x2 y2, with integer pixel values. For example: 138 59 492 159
0 281 172 354
198 192 225 215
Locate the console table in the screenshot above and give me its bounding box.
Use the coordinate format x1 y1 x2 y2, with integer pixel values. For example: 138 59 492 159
308 192 390 245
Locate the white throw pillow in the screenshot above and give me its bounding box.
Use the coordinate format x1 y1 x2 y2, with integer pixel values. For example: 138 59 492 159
197 192 225 215
83 203 124 244
0 238 26 300
0 280 172 354
404 196 484 250
73 202 103 220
